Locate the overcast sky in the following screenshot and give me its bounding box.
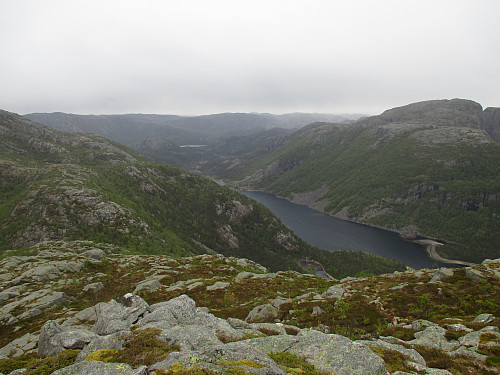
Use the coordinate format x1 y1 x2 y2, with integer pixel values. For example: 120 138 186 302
1 0 499 116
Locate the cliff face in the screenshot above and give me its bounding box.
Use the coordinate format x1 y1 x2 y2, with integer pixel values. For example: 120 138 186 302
481 107 500 142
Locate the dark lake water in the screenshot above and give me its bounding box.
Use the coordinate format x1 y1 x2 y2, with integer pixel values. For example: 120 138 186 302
243 191 446 270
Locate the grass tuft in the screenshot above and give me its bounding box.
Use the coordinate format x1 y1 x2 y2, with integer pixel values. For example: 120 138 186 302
367 345 415 373
268 352 325 375
0 350 80 375
85 328 179 368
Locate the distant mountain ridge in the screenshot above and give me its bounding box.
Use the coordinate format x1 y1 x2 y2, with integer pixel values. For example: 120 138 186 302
24 112 363 146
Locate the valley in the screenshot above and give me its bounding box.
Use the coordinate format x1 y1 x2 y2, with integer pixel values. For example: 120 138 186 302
242 190 441 270
0 109 405 278
2 1 499 373
28 99 500 265
0 99 498 374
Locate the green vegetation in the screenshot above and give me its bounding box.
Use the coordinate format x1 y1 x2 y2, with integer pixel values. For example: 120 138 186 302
0 350 79 375
227 110 500 263
0 240 499 375
309 249 405 279
367 345 416 373
156 363 222 375
0 110 405 278
268 352 324 375
379 326 417 341
414 346 498 375
84 328 179 367
372 268 500 321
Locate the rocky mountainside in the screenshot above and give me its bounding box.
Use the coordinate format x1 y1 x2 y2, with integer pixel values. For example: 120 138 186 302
24 112 361 147
0 241 498 374
0 109 406 278
227 99 500 264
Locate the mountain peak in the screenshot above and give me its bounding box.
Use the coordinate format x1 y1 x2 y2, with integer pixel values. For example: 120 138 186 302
376 99 484 128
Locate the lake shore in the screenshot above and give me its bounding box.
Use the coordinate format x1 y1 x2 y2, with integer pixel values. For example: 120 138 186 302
241 188 475 267
416 239 476 267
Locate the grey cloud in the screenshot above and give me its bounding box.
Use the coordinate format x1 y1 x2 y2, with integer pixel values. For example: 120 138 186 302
0 0 499 115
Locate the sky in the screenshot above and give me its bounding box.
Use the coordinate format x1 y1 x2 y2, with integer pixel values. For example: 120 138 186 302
1 0 499 116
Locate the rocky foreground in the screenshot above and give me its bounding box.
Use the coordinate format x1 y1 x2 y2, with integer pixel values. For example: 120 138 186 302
0 241 499 374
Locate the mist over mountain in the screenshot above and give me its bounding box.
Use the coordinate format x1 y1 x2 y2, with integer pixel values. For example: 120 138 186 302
24 112 362 146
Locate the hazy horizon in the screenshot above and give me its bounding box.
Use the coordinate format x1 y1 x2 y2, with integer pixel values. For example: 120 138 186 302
1 1 499 116
21 109 369 117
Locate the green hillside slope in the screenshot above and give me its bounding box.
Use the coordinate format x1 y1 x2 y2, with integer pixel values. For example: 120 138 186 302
0 109 404 277
231 99 500 263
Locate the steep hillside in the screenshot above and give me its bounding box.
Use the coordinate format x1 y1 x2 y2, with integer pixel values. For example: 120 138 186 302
230 99 500 263
0 110 404 277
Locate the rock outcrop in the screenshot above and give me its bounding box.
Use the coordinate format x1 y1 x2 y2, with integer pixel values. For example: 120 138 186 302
0 241 498 375
36 293 387 375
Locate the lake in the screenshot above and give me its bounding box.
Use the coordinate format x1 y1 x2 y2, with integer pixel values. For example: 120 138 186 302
242 190 446 269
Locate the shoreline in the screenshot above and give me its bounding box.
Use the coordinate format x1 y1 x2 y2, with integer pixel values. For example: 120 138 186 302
416 239 476 267
241 188 476 267
299 259 336 280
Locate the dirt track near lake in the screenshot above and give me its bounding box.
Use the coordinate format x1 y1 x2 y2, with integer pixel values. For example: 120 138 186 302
417 239 476 267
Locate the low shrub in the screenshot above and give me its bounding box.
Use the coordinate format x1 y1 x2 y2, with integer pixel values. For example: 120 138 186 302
367 345 415 373
379 326 416 341
0 350 79 375
268 351 324 375
84 328 179 368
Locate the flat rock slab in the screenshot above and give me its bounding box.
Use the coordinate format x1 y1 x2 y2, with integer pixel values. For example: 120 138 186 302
247 330 386 375
473 313 495 324
410 326 452 350
235 271 255 282
0 333 38 358
429 268 454 283
206 281 231 290
76 331 126 362
82 248 106 260
288 330 387 375
151 341 286 375
465 269 486 283
1 289 70 324
83 282 105 293
20 261 84 282
133 278 162 293
357 339 426 366
322 284 345 299
158 324 223 351
458 327 500 348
